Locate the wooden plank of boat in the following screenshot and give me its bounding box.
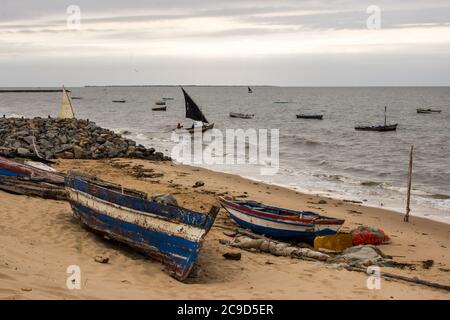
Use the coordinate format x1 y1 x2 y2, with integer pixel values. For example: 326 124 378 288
296 114 323 120
218 197 344 243
152 106 167 111
417 108 442 114
0 156 65 184
355 124 398 131
229 112 254 119
0 175 68 200
65 172 219 281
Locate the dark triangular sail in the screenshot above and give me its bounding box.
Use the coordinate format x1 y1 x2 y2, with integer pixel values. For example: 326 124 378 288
248 86 253 93
181 88 209 123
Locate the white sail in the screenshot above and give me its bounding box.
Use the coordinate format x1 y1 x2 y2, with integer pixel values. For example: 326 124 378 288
59 86 75 119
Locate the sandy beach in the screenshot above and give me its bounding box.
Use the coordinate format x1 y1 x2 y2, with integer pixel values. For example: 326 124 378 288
0 158 449 300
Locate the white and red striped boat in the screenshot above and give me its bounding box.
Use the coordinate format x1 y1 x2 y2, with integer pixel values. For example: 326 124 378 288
219 197 344 242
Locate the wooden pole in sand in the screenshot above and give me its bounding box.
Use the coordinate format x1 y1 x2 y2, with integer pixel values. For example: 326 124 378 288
404 145 414 222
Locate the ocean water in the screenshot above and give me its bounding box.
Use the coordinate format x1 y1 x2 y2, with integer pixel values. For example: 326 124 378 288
1 86 449 223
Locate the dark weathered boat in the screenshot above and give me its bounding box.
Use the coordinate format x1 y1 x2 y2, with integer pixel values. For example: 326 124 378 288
355 106 397 132
219 197 344 243
152 106 167 111
355 124 398 131
0 157 66 199
417 108 442 114
112 100 126 103
230 112 254 119
155 100 166 106
0 156 64 184
66 172 219 281
296 114 323 120
181 87 214 133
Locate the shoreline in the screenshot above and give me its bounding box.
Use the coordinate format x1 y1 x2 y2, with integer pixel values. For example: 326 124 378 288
166 158 450 226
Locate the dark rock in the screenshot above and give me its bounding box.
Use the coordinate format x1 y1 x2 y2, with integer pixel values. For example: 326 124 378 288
193 181 205 188
223 252 241 260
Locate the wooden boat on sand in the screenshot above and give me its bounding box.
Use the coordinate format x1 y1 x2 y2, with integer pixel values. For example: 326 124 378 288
296 114 323 120
219 197 344 243
230 112 254 119
66 172 219 281
0 157 66 199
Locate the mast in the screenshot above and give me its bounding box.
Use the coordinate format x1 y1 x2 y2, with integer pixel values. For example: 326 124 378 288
404 145 414 222
384 106 387 126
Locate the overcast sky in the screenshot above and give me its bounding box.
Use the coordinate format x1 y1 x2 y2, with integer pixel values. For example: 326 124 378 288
1 0 450 86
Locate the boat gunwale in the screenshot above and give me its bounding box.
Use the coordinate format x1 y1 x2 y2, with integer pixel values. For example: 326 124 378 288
219 197 344 226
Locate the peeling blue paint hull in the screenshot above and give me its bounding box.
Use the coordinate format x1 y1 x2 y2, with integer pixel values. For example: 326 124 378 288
66 173 218 281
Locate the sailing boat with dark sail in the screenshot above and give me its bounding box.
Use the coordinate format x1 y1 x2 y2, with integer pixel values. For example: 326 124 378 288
355 106 397 132
181 87 214 133
248 86 253 94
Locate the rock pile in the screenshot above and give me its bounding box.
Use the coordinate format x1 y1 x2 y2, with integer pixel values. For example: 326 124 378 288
0 117 170 161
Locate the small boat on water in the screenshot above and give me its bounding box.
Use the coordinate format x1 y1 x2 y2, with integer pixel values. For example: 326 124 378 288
274 101 290 104
181 87 214 134
152 106 167 111
248 86 253 94
219 197 344 243
230 112 254 119
355 124 398 131
355 106 397 132
72 97 83 100
296 114 323 120
162 97 174 101
417 108 442 114
155 100 166 106
112 100 126 103
66 172 219 281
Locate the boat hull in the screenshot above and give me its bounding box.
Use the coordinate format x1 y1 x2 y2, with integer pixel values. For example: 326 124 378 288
219 198 343 242
296 115 323 120
355 124 398 131
0 156 64 183
152 106 167 111
186 123 215 134
66 175 218 281
230 113 254 119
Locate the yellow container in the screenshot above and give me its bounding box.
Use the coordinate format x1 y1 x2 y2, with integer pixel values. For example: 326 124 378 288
314 233 353 252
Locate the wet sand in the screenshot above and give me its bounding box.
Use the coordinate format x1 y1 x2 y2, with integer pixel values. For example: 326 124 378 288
0 159 449 299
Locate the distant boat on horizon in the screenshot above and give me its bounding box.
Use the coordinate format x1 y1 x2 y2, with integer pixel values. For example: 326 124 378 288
417 108 442 114
297 114 323 120
248 86 253 94
230 112 254 119
112 100 126 103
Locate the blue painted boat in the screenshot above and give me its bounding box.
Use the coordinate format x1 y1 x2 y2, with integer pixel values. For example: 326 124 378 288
219 197 344 243
66 172 219 281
